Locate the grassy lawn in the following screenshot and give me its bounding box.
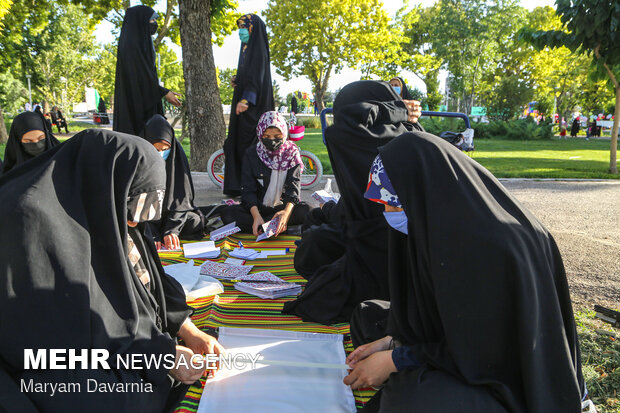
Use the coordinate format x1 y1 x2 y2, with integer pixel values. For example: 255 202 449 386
2 126 619 179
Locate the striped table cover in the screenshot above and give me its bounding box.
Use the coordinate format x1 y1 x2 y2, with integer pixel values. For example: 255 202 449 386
161 233 376 412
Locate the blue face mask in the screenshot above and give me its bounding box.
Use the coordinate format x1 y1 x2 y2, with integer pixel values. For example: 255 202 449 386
239 28 250 43
383 210 408 235
392 86 401 96
160 148 171 161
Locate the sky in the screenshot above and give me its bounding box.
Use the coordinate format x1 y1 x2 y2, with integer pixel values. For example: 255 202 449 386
95 0 556 98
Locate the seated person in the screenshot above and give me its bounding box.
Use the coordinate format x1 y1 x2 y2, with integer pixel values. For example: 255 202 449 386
283 81 423 325
50 106 69 134
2 111 60 173
221 111 309 236
0 129 223 413
141 115 212 250
344 133 586 412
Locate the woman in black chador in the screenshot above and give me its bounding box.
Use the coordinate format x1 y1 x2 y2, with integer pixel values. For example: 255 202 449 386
283 81 423 325
0 129 223 413
223 14 274 196
2 111 60 173
141 115 211 250
344 133 586 412
113 5 181 136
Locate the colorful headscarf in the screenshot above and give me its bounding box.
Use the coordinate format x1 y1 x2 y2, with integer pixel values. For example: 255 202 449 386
256 111 303 172
364 154 401 207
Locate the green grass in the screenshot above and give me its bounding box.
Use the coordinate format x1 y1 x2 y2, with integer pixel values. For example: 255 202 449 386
3 126 619 179
576 311 620 412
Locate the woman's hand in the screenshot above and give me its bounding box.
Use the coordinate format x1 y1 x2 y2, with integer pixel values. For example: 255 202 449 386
343 350 396 390
165 90 183 107
273 204 294 236
252 214 265 236
164 233 181 250
236 101 249 115
155 241 163 250
169 345 204 384
178 321 225 357
402 99 422 123
346 335 392 368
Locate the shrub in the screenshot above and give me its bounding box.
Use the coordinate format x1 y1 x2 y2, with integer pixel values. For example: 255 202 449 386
420 117 553 140
298 116 322 129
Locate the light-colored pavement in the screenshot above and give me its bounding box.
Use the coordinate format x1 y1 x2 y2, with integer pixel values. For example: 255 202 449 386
193 174 619 311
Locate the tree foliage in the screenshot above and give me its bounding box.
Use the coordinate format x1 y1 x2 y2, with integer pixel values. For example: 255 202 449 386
264 0 394 112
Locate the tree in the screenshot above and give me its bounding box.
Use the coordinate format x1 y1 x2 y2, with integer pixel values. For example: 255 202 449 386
217 67 235 106
0 71 26 143
264 0 394 112
520 0 620 173
178 0 227 170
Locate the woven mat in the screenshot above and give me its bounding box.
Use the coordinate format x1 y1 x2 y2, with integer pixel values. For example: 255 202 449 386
161 233 375 412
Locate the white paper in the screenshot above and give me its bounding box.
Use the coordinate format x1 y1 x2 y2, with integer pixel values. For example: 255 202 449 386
197 328 356 413
210 222 241 241
183 241 220 259
229 248 260 260
186 275 224 301
163 261 223 300
255 249 288 259
224 257 246 265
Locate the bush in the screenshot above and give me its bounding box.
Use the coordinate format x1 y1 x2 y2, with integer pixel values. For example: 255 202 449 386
419 117 553 140
298 116 321 129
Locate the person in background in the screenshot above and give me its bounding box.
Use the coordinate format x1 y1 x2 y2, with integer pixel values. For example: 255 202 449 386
223 14 274 197
2 111 60 173
290 93 298 115
113 5 182 136
221 111 309 236
345 132 586 412
50 106 70 134
98 97 110 125
24 102 31 112
570 117 580 138
388 77 414 100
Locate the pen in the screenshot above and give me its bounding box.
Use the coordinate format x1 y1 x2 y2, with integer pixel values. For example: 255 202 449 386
238 241 244 249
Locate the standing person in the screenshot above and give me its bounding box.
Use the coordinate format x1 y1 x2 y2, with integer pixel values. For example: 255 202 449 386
344 133 586 412
221 111 309 235
290 93 298 115
98 97 110 125
113 5 182 136
571 117 580 138
23 102 31 112
223 14 274 197
2 111 60 173
313 100 318 115
559 118 567 139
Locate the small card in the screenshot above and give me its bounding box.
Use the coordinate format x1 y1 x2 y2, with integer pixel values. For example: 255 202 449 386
210 222 241 242
312 190 340 204
183 241 220 259
199 261 253 279
224 257 246 265
229 248 261 260
256 217 280 242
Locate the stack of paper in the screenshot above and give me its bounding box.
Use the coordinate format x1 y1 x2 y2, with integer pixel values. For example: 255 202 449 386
312 189 340 204
183 241 220 259
256 217 280 241
210 222 241 242
163 260 224 300
233 271 301 299
229 248 260 260
200 261 253 279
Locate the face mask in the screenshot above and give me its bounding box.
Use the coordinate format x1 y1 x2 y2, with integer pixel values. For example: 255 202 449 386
262 138 283 152
239 28 250 43
383 210 408 235
392 86 401 96
149 21 158 36
22 140 46 157
160 148 171 161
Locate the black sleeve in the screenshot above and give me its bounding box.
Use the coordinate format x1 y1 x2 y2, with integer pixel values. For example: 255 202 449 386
282 164 301 205
162 211 189 237
159 86 169 98
240 149 260 210
145 221 163 242
161 273 193 338
339 100 409 130
322 200 344 225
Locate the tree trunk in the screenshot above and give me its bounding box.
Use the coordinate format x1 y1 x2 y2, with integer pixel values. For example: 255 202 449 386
609 86 619 174
0 104 8 144
178 0 226 171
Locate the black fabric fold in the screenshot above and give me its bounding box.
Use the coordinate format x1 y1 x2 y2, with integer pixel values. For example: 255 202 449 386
3 111 60 173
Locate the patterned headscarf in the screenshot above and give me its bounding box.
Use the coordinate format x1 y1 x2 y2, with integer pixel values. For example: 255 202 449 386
126 189 165 223
256 111 303 172
364 154 401 207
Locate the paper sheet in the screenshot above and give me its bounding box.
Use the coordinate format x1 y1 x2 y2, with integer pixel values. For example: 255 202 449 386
256 217 280 242
210 222 241 242
197 328 356 413
199 261 253 279
163 260 223 300
183 241 220 259
229 248 260 260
